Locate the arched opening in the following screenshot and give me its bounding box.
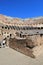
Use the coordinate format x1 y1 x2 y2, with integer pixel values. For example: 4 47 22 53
10 34 12 38
2 26 4 29
41 27 43 29
40 34 43 37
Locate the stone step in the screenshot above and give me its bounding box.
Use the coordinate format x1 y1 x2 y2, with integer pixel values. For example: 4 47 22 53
33 45 43 57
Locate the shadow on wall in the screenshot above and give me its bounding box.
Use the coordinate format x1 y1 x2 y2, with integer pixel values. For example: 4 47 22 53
9 38 35 58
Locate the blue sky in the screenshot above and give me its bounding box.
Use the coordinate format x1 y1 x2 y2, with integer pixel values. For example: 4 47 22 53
0 0 43 18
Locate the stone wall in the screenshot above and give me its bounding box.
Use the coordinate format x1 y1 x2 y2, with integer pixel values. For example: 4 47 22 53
9 38 36 58
9 35 43 58
29 35 43 46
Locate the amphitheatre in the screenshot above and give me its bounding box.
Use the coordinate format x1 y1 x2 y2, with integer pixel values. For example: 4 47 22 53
0 14 43 59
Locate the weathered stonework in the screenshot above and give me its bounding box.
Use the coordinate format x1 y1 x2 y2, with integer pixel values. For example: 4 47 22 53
0 14 43 58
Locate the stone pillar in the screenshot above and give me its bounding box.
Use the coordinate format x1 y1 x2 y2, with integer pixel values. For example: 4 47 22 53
6 38 9 47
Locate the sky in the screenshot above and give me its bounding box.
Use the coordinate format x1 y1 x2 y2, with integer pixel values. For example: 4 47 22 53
0 0 43 18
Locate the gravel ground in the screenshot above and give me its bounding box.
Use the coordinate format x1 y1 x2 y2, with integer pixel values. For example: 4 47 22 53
0 47 43 65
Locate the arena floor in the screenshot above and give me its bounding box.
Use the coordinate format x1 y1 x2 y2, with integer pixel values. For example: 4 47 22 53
0 47 43 65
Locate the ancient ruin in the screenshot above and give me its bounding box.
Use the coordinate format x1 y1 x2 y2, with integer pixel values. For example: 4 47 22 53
0 14 43 58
